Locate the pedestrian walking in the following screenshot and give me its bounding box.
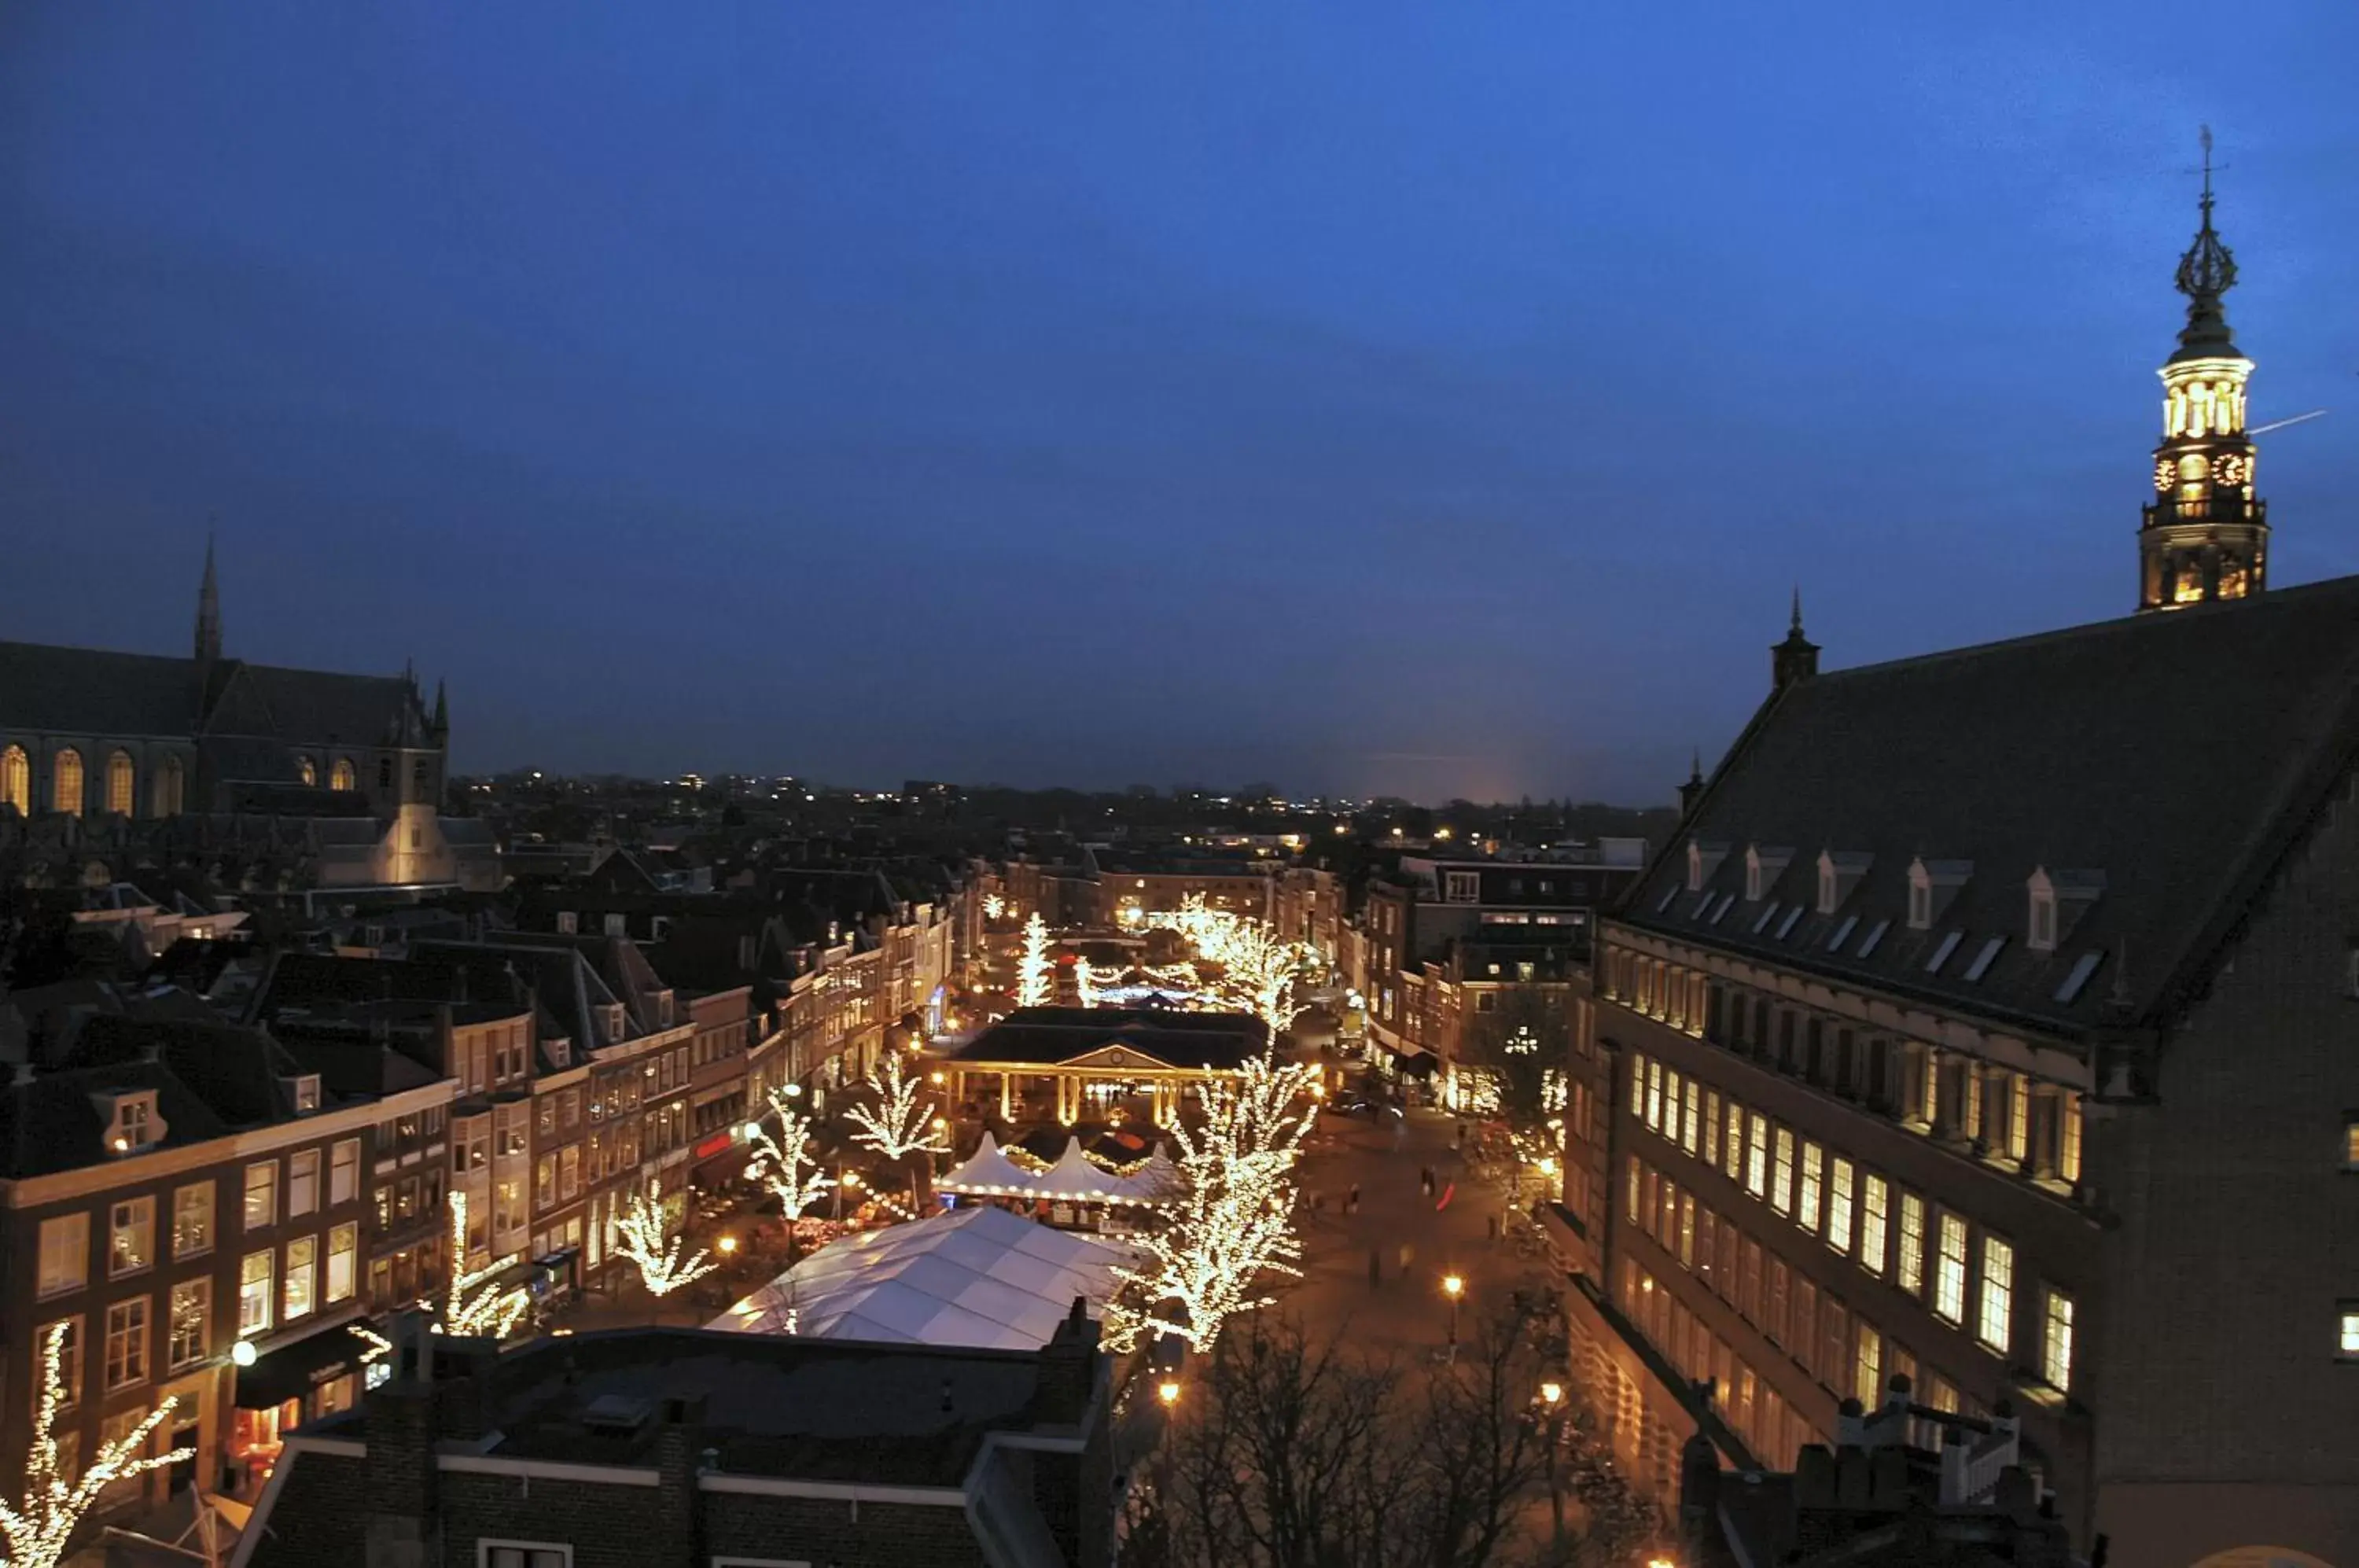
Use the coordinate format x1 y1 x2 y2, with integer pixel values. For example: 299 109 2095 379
1347 1183 1361 1215
1487 1213 1500 1242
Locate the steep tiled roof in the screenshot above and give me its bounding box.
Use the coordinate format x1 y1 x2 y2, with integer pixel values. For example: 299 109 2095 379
1625 576 2359 1035
0 642 196 734
946 1007 1268 1068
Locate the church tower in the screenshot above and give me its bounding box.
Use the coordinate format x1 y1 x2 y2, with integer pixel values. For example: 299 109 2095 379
2139 131 2266 611
194 533 223 663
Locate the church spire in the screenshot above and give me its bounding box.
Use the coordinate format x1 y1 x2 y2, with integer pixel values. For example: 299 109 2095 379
2138 127 2267 613
194 529 222 664
1772 587 1819 692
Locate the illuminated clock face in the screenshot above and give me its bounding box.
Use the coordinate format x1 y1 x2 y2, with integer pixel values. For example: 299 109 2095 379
2213 453 2251 488
2153 457 2174 492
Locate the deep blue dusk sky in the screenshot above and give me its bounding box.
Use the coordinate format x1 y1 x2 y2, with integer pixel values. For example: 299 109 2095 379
4 5 2355 803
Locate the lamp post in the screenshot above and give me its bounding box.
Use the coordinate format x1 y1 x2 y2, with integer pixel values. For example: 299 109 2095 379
1442 1273 1464 1357
1538 1379 1566 1546
834 1169 860 1224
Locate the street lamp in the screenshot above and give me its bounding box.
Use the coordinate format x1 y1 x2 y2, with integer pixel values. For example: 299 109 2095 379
1442 1273 1464 1351
835 1170 861 1223
1538 1380 1566 1545
1157 1379 1181 1408
716 1234 738 1257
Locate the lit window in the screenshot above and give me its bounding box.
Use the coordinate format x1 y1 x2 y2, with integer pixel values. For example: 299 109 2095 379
243 1161 278 1231
1897 1191 1926 1295
1745 1114 1768 1198
300 756 318 787
103 1297 149 1391
330 757 355 792
1978 1235 2014 1353
168 1279 211 1371
1859 1174 1889 1276
51 747 83 816
105 751 134 816
1827 1159 1855 1256
1934 1214 1969 1324
1854 1321 1883 1406
172 1183 214 1260
108 1197 154 1277
1796 1143 1823 1232
41 1318 83 1408
2340 1306 2359 1361
239 1250 274 1335
484 1544 572 1568
283 1235 317 1320
1771 1128 1794 1216
38 1213 89 1298
0 745 28 815
2042 1290 2074 1389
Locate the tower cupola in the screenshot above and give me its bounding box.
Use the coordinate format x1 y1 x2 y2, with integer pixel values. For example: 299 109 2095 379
2139 128 2266 612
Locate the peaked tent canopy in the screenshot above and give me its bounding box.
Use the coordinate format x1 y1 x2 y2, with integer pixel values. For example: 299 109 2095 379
708 1205 1141 1351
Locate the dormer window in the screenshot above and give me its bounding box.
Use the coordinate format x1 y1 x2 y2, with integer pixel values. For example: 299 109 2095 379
281 1075 322 1114
2026 867 2103 953
96 1090 165 1155
1445 871 1481 904
555 911 578 935
1743 845 1793 903
1908 859 1973 931
1685 841 1728 894
1816 851 1871 915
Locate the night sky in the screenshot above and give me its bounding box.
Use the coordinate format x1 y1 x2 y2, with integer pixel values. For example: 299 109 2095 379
4 5 2355 804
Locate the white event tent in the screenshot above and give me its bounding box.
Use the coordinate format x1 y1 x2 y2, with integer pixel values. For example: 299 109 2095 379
707 1204 1141 1351
937 1131 1178 1207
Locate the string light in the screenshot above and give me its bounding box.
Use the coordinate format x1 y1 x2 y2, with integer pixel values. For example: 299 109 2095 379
744 1091 836 1241
1 1323 193 1568
1105 1054 1317 1354
1017 914 1054 1007
615 1186 719 1297
439 1191 532 1338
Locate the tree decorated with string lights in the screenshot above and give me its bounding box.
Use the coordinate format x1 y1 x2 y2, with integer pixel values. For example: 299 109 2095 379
745 1091 835 1263
845 1052 949 1209
1106 1054 1317 1354
439 1191 533 1338
2 1323 193 1568
1017 913 1054 1007
616 1186 719 1297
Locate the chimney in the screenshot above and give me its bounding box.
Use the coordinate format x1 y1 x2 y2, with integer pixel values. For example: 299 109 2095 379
1037 1296 1100 1421
652 1395 707 1566
362 1312 440 1568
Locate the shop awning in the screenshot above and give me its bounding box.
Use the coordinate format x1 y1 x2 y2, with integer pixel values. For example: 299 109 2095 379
234 1321 377 1410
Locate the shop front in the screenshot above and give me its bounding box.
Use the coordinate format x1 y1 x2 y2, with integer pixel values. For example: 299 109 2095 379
227 1320 377 1497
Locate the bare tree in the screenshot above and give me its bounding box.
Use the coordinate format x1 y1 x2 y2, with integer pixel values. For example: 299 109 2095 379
1127 1309 1648 1568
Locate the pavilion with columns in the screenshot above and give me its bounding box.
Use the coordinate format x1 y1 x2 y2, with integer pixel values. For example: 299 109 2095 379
937 1005 1268 1128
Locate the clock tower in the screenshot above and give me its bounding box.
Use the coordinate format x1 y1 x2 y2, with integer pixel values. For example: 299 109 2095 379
2139 131 2265 612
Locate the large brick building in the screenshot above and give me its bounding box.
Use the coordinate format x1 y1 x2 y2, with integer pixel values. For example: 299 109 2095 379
231 1306 1114 1568
1552 190 2358 1568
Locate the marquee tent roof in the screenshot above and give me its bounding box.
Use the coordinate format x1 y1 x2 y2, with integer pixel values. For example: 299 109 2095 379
707 1205 1140 1352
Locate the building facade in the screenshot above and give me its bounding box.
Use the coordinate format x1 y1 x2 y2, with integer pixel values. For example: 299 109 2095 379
1557 191 2354 1568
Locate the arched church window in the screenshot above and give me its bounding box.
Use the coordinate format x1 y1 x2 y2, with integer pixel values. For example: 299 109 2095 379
153 756 183 818
2173 557 2206 605
330 757 355 793
52 748 83 816
0 746 28 815
2218 554 2249 600
106 751 134 816
300 756 317 787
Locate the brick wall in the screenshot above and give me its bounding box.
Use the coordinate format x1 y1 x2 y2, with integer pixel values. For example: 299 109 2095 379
2091 774 2359 1567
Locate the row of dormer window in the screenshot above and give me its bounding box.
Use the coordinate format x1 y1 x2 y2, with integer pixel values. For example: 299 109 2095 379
1680 842 2104 958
